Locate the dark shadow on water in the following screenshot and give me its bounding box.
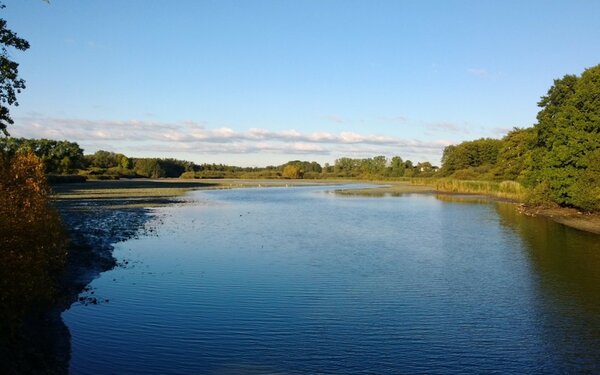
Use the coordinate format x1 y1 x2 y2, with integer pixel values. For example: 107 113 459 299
1 202 155 374
5 190 600 373
430 197 600 370
495 204 600 315
495 203 600 372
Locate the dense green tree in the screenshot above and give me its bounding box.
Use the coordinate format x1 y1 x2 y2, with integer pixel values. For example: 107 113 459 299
440 138 502 177
415 161 436 177
388 156 405 177
491 127 535 181
0 137 85 173
309 161 322 173
89 150 118 169
527 65 600 210
131 158 196 178
0 4 29 136
159 158 195 177
115 153 131 169
334 157 361 177
360 155 387 177
134 158 165 178
281 160 322 175
333 156 396 178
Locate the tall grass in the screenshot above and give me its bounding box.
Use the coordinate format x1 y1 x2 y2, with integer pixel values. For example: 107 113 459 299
410 177 527 201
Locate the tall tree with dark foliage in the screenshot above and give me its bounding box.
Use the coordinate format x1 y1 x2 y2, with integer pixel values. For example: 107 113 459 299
0 2 29 136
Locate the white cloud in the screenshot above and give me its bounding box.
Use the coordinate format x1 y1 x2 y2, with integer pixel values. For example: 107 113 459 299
12 116 449 164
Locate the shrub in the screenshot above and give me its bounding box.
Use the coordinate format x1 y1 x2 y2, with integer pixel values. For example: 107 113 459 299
106 166 137 178
303 172 321 179
0 151 68 327
179 171 197 179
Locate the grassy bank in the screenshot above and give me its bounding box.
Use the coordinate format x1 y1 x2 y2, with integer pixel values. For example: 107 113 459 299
407 177 600 235
331 178 526 201
410 178 528 202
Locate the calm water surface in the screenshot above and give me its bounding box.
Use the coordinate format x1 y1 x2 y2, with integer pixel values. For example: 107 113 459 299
63 186 600 374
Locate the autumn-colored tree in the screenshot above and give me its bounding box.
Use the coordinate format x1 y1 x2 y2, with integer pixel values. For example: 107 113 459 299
0 151 67 328
282 164 302 179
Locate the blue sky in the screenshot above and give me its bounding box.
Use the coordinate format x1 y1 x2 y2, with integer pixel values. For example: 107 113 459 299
4 0 600 166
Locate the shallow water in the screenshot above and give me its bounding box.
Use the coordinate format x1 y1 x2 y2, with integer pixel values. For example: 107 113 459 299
63 185 600 374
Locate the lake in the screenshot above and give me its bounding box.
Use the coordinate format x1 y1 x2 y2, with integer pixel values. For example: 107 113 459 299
63 185 600 374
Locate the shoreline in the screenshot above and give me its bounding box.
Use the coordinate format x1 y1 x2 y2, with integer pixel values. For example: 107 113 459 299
330 180 600 235
517 205 600 235
3 178 595 373
51 178 340 305
52 178 599 236
10 178 596 372
49 180 599 322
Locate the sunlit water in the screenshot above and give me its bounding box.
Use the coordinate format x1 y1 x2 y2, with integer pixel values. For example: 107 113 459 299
63 185 600 374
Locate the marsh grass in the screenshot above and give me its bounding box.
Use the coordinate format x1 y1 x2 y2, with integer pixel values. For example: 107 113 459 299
411 178 527 201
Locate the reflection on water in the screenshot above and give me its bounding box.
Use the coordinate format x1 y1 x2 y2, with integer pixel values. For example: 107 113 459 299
59 187 600 374
8 185 600 373
435 194 497 205
496 203 600 313
495 204 600 372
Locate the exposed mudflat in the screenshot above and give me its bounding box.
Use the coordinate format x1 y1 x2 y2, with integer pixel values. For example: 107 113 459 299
334 182 436 196
518 205 600 235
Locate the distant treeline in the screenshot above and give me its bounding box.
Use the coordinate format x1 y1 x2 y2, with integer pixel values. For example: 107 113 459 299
0 137 438 180
437 64 600 211
2 65 598 210
0 138 194 179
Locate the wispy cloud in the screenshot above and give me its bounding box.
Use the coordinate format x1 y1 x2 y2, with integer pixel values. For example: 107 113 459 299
324 115 345 124
425 122 470 134
378 115 408 124
467 68 489 77
12 116 450 163
490 127 512 136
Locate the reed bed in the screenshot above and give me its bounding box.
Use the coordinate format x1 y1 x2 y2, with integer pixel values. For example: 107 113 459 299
410 178 527 201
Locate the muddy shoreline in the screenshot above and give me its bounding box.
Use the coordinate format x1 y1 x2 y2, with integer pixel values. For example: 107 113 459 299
7 179 598 373
4 179 329 373
3 198 166 374
517 204 600 235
